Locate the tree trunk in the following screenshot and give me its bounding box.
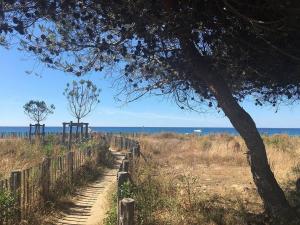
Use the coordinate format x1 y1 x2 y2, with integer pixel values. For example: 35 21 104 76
76 118 80 140
181 40 297 219
202 74 295 218
35 122 40 135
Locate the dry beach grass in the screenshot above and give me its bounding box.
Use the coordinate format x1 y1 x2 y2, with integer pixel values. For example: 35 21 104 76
0 136 68 179
129 133 300 225
1 133 300 224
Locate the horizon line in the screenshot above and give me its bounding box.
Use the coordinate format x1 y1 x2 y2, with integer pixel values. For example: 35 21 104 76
0 125 300 129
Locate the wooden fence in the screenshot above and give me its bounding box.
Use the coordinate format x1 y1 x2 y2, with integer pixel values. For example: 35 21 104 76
101 133 140 153
0 131 141 140
0 133 140 224
109 135 140 225
0 147 99 223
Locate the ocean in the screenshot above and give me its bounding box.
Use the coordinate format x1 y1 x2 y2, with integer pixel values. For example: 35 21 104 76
0 126 300 136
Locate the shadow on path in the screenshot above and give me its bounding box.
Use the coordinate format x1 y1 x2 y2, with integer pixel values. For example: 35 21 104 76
55 151 125 225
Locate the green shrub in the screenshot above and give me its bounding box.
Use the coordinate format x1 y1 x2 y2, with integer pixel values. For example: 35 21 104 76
0 190 17 224
42 143 53 156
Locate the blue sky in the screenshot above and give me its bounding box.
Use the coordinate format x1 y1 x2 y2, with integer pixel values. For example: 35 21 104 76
0 46 299 128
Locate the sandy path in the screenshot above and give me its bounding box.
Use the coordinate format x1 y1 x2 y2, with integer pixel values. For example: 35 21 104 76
55 151 124 225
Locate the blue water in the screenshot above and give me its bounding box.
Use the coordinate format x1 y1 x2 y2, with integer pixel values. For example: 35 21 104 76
0 126 300 136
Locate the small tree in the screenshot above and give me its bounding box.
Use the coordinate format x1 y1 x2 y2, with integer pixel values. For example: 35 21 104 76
63 80 100 123
23 100 55 125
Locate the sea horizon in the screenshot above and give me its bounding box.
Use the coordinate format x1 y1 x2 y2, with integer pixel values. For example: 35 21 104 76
1 125 300 128
0 126 300 135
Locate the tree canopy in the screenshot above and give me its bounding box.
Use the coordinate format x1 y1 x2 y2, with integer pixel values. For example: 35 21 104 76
64 80 100 123
23 100 55 124
1 1 300 108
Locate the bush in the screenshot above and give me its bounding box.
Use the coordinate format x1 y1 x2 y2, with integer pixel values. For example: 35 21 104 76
0 190 17 224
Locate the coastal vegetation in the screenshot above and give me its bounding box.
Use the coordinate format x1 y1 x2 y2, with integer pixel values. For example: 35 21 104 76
1 132 300 224
105 133 300 225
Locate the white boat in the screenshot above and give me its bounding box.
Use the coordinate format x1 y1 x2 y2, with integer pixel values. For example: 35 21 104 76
193 129 202 133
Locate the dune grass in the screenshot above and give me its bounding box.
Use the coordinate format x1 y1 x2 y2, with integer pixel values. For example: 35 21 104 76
126 133 300 225
0 135 68 179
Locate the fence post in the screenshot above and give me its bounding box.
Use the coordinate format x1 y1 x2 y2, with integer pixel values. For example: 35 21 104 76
69 121 73 150
125 152 132 161
118 172 129 198
41 157 51 202
67 152 74 182
42 124 45 142
29 124 32 142
62 123 66 144
121 160 130 173
10 170 21 221
133 145 140 158
85 123 89 139
119 198 135 225
117 172 130 225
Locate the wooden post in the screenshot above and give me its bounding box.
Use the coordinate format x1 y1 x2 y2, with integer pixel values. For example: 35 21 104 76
62 123 66 144
41 157 51 202
125 152 132 161
85 123 89 139
42 124 45 142
67 151 74 182
132 146 140 159
122 160 130 173
29 124 32 142
10 170 21 221
114 136 117 148
117 172 130 225
126 152 133 173
80 124 84 141
121 137 124 150
10 170 21 194
118 172 129 197
119 198 135 225
69 121 73 150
